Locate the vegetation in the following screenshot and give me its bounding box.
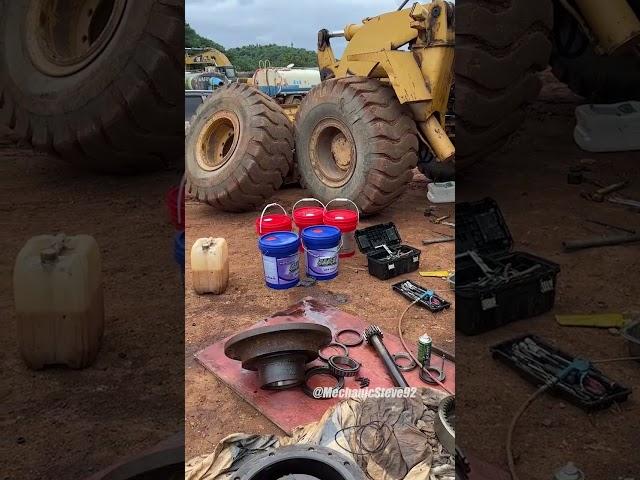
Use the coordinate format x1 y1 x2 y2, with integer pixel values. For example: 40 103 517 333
185 23 317 71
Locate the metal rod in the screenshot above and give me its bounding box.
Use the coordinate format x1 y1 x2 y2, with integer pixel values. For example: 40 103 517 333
585 219 636 234
397 0 411 11
365 326 409 387
563 233 640 252
422 237 454 245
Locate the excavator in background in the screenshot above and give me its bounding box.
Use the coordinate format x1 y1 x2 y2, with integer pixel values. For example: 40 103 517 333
185 1 455 214
185 47 238 82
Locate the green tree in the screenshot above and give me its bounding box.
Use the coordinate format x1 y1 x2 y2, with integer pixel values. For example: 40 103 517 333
185 23 226 51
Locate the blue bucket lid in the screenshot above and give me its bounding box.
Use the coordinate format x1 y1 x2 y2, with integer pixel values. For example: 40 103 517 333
302 225 341 249
259 231 300 254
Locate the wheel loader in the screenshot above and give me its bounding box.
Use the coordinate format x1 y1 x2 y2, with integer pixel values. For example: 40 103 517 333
185 1 456 215
456 0 640 168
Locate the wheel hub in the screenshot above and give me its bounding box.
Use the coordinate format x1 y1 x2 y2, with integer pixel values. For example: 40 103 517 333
309 119 356 188
196 111 240 172
26 0 128 77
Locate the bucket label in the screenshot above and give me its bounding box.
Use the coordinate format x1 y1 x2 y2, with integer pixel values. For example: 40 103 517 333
306 248 339 277
262 253 299 285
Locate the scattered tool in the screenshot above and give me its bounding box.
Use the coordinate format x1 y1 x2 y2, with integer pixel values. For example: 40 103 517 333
563 233 640 252
581 180 629 202
364 325 409 388
556 313 626 328
608 195 640 209
392 280 451 312
430 215 450 224
419 270 451 278
585 218 636 234
422 236 454 245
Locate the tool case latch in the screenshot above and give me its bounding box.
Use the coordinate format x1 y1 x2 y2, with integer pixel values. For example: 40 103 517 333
481 296 497 310
540 278 554 293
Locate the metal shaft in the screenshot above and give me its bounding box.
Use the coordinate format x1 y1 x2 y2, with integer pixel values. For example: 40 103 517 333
368 333 409 388
563 233 640 252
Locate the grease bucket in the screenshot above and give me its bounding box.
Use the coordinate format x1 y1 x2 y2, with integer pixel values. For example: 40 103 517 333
323 198 359 258
255 203 292 236
258 231 300 289
301 225 341 281
292 198 325 250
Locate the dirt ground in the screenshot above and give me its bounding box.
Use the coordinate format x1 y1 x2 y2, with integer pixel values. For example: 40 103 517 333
457 72 640 479
185 175 456 460
0 138 184 479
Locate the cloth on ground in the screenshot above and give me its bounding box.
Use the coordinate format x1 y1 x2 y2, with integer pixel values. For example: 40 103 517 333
185 387 454 480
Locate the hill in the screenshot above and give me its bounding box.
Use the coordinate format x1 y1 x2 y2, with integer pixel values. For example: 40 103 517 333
184 23 317 71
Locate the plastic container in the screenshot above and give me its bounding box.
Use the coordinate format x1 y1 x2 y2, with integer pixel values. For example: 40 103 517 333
427 181 455 204
292 198 325 250
456 198 561 335
355 222 421 280
621 321 640 360
323 198 359 258
491 335 631 411
574 101 640 152
301 225 341 281
258 231 300 289
174 231 185 285
166 178 185 230
255 203 292 236
191 237 229 294
14 234 104 369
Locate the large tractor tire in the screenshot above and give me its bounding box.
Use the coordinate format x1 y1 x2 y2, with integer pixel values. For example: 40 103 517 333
550 3 640 102
456 0 553 169
185 83 293 212
295 77 418 215
0 0 183 173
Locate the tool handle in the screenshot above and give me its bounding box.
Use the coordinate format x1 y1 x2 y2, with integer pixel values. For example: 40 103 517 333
292 197 325 214
324 198 359 222
258 203 288 234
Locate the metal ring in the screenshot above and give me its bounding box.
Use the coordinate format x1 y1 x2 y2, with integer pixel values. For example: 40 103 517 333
419 365 446 384
335 328 364 347
392 352 417 372
318 342 349 362
302 366 345 399
328 355 361 377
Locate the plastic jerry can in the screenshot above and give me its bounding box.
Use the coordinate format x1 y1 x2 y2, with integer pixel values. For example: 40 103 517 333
191 237 229 294
13 234 104 369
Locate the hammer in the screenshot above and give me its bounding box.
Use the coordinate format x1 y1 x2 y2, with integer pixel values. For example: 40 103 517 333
582 181 629 202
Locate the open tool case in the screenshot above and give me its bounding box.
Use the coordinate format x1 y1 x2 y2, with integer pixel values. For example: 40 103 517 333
491 335 632 410
355 222 420 280
456 198 560 335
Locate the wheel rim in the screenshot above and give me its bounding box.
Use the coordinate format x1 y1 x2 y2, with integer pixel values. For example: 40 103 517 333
26 0 127 77
196 111 240 172
309 118 356 188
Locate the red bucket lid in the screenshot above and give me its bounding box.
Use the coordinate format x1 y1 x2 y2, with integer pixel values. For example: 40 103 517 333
324 209 358 229
255 214 292 234
293 207 324 225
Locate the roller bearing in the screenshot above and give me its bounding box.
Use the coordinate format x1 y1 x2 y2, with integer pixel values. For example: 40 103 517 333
328 355 361 377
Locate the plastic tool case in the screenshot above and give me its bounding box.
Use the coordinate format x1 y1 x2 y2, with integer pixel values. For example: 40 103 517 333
456 198 560 335
355 223 420 280
491 335 631 410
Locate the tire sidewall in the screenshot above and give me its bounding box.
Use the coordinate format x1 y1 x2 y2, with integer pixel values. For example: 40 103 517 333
296 95 376 203
186 89 253 189
0 0 154 115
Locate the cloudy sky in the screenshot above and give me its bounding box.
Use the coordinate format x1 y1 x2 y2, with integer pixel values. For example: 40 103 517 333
186 0 411 52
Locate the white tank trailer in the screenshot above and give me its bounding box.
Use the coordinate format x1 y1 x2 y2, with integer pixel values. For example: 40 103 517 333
252 67 321 100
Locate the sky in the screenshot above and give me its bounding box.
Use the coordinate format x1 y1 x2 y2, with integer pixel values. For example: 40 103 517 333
185 0 412 52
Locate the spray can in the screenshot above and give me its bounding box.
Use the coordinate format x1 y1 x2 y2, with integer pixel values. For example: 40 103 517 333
553 463 584 480
418 334 432 367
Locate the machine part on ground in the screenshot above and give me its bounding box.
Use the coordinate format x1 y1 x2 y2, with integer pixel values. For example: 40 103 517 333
0 0 183 173
318 342 349 362
234 444 367 480
328 355 361 377
392 352 418 372
185 83 294 212
456 0 553 168
581 180 629 202
434 396 455 455
419 354 447 385
294 77 419 215
363 325 409 388
224 323 332 390
562 233 640 251
335 328 364 347
302 366 345 399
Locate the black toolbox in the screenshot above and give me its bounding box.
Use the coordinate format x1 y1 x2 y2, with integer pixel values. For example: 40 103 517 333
456 198 560 335
355 222 421 280
491 335 632 410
